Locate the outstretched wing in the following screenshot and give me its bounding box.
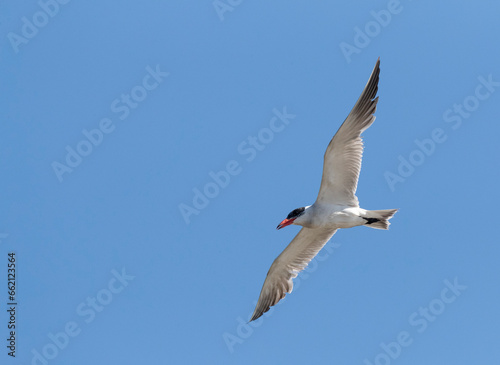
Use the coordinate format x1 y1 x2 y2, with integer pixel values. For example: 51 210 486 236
316 58 380 206
250 227 337 322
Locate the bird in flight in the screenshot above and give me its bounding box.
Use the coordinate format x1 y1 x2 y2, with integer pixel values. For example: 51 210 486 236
250 58 397 322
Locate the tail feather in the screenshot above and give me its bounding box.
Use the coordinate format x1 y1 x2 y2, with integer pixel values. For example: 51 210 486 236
363 209 398 230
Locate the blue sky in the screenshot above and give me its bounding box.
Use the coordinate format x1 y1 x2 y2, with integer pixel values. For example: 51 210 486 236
1 1 500 364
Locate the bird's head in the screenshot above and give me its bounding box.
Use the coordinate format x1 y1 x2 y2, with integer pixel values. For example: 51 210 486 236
276 206 310 230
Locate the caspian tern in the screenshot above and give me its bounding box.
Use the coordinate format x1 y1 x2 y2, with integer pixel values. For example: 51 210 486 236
250 58 397 322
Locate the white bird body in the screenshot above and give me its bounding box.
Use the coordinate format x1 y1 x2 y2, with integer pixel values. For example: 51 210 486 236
250 58 398 322
295 204 369 229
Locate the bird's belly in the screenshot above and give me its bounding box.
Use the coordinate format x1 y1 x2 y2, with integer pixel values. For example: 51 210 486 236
322 208 366 229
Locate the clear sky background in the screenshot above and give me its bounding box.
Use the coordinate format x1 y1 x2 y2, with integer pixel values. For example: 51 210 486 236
1 1 499 364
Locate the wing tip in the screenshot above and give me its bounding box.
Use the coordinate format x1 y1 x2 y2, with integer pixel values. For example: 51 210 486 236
249 307 266 322
248 313 260 323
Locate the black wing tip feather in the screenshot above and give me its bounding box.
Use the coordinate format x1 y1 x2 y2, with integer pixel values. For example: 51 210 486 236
349 58 380 121
249 293 278 322
249 304 268 322
249 311 261 323
251 285 290 321
337 59 380 136
365 58 380 100
249 299 267 322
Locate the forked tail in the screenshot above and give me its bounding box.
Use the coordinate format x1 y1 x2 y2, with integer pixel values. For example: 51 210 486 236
363 209 398 230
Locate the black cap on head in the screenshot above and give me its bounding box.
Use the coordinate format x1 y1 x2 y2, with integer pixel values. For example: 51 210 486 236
286 207 305 220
